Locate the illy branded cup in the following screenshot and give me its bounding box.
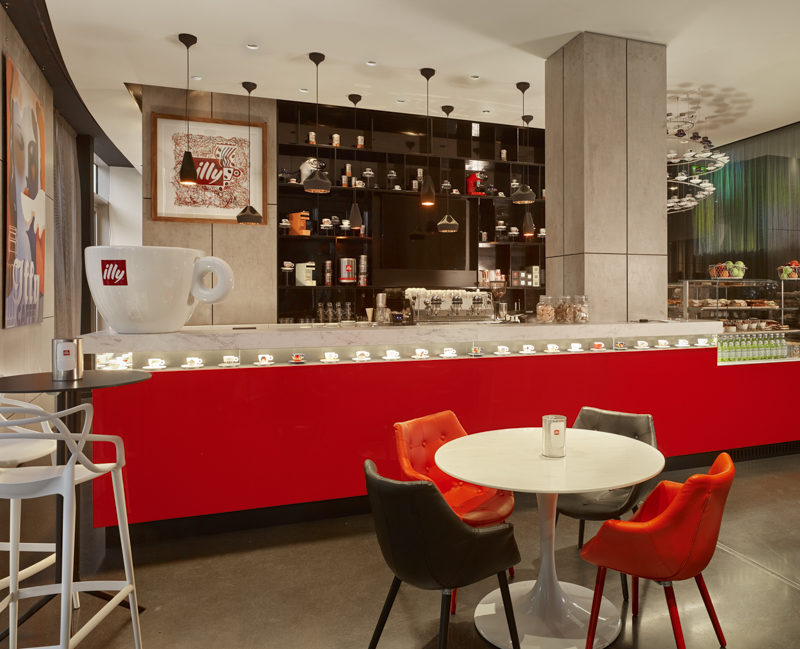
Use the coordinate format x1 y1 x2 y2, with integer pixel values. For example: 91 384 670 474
85 246 234 333
542 414 567 458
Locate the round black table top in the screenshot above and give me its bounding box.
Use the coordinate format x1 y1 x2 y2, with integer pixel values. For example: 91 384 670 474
0 370 151 394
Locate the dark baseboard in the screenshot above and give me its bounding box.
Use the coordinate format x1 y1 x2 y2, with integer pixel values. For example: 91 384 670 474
664 440 800 471
107 495 370 547
109 441 800 546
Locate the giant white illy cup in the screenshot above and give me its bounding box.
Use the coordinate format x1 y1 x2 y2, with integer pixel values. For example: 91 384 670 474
542 414 567 458
85 246 234 333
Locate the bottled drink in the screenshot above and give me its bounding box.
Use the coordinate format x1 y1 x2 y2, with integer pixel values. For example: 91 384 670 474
718 337 729 363
733 335 742 362
780 333 788 359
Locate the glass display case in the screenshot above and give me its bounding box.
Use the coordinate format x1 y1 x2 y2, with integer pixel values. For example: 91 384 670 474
668 279 796 327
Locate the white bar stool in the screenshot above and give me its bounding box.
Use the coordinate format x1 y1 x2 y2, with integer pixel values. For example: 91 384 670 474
0 403 142 649
0 397 58 599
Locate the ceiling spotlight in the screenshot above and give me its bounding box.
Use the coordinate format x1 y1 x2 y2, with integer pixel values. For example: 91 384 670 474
191 75 202 81
246 43 259 50
469 74 480 80
396 98 406 103
482 109 490 114
366 60 377 66
298 88 309 93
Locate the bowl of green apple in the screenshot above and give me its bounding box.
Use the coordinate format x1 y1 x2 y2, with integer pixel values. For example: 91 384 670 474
709 261 746 279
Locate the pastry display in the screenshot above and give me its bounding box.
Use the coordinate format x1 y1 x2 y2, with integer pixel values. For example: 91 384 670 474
778 261 800 279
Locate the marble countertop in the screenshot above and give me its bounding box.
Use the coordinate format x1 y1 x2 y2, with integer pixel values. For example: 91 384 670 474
82 320 722 353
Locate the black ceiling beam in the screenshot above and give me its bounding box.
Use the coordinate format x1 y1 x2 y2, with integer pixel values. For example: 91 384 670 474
5 0 132 167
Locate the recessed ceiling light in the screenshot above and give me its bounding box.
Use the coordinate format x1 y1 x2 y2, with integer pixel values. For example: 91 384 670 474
246 43 259 50
482 109 491 114
469 74 480 80
366 60 377 66
191 75 202 81
396 99 406 103
298 88 309 94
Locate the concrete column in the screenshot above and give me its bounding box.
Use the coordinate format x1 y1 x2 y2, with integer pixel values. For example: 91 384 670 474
545 33 666 322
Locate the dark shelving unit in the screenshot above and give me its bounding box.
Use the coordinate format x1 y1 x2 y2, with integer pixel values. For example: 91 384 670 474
276 99 546 321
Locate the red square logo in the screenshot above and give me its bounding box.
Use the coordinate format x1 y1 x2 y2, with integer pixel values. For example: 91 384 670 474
101 260 127 285
63 349 71 356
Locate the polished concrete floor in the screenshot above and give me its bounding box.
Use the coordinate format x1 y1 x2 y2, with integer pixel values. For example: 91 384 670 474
6 454 800 649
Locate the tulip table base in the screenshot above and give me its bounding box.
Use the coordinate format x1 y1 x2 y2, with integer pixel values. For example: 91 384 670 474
473 494 621 649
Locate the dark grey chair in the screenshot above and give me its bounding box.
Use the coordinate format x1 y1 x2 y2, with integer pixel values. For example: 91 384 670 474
364 460 521 649
556 406 658 599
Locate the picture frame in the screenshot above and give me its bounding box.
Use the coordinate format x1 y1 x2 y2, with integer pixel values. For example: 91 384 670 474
4 54 47 328
151 113 267 224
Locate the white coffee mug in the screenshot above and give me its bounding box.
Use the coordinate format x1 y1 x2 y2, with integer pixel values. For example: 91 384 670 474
85 246 234 333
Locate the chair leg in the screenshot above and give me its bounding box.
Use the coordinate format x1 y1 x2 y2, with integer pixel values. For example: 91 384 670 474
497 571 521 649
439 590 452 649
578 519 586 549
695 574 726 647
508 565 515 579
662 582 687 649
632 576 639 617
9 499 21 649
112 469 143 649
450 588 457 615
620 572 629 601
368 577 401 649
585 566 607 649
59 486 76 649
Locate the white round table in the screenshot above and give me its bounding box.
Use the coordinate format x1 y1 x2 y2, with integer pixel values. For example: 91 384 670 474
435 427 665 649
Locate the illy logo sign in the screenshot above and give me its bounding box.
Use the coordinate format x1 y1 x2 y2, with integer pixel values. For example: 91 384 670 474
101 260 127 285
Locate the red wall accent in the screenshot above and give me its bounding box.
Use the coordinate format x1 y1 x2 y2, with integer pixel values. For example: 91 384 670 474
91 349 792 526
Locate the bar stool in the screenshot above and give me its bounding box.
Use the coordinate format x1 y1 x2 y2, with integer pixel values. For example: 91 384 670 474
0 403 142 649
0 397 58 599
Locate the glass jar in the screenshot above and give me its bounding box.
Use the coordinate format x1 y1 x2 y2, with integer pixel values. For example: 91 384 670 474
536 296 555 323
572 295 590 323
555 296 572 323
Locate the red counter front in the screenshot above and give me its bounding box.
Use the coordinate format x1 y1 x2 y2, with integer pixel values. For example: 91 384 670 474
92 349 793 526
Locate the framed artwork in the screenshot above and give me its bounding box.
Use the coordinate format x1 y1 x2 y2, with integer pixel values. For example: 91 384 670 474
4 55 46 328
151 113 266 224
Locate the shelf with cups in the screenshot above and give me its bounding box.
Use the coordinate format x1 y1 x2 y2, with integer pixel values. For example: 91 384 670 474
93 333 720 373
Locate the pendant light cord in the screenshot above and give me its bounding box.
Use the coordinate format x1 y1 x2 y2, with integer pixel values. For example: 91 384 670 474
185 45 190 148
247 91 251 200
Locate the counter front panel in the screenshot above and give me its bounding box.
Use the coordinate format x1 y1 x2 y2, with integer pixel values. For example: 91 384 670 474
91 346 792 527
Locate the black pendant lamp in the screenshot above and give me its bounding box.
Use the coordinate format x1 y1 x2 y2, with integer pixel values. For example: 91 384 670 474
178 33 198 185
420 67 436 207
511 82 535 205
237 82 263 224
347 93 363 233
304 52 332 194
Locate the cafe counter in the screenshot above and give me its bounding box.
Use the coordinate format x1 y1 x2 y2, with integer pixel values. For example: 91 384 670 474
81 320 798 527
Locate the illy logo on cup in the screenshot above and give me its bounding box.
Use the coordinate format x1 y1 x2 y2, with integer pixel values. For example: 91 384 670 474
101 260 127 285
62 349 71 356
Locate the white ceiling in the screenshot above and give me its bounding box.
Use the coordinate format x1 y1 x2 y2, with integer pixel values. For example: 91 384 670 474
46 0 800 170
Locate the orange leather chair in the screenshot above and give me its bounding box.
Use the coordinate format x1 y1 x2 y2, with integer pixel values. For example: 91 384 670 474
581 452 735 649
394 410 515 613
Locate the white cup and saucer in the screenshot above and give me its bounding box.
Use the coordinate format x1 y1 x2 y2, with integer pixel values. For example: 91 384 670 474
182 356 204 369
520 344 535 354
440 347 458 358
321 351 340 363
144 358 166 370
412 348 430 359
569 342 584 352
635 340 649 349
382 349 401 360
494 345 510 356
544 344 560 353
353 350 371 362
255 354 274 366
